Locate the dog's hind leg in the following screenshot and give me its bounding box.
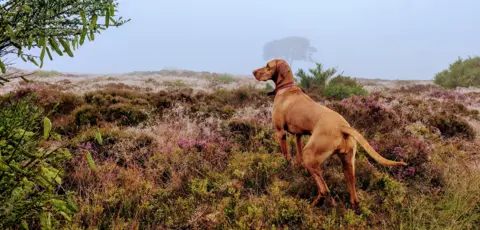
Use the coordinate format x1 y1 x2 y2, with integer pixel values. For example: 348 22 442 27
338 138 360 213
302 136 336 207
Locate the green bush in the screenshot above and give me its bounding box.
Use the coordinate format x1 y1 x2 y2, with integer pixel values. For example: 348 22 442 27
295 62 339 93
0 96 77 229
324 76 368 100
295 63 367 100
265 83 274 91
434 56 480 89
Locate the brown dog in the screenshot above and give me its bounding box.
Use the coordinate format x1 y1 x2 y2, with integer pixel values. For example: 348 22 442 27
252 59 407 211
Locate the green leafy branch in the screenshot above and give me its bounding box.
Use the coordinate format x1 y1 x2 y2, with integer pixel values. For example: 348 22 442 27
0 0 130 83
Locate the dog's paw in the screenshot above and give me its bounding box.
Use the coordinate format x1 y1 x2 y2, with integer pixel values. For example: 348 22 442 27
351 202 362 215
327 197 337 207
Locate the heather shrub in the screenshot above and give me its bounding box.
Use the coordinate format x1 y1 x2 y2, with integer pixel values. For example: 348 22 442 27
70 89 152 127
69 127 153 165
369 131 443 191
223 119 278 153
394 84 439 94
84 89 150 106
328 93 402 137
429 114 475 140
163 80 188 90
151 90 172 110
227 153 287 195
73 104 101 126
4 79 479 229
209 86 269 107
103 103 149 126
393 97 479 125
434 56 480 88
9 85 84 116
428 89 468 101
104 82 142 91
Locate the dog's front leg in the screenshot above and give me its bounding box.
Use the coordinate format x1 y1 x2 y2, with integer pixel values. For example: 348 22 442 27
295 134 304 166
275 129 291 163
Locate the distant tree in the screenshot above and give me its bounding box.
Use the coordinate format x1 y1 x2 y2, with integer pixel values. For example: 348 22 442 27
0 0 130 85
263 36 317 66
434 56 480 89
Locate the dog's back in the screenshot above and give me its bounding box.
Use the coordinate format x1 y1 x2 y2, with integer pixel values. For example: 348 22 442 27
273 87 350 136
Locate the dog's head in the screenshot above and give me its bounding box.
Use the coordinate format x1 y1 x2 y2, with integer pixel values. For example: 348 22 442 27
252 59 291 84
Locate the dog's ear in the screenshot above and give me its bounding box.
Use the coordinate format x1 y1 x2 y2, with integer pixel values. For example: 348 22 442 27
267 60 276 69
275 60 292 84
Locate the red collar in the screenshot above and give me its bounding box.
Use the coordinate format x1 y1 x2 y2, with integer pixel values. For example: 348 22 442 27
267 81 296 96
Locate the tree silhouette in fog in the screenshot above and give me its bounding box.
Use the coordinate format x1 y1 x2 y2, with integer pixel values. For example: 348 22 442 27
263 36 317 66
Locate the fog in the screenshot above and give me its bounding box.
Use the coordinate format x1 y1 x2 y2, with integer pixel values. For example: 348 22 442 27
12 0 480 80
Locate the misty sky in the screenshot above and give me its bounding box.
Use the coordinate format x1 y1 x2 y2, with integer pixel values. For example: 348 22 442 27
11 0 480 80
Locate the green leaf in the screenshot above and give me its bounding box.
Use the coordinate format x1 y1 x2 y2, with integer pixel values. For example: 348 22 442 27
58 148 72 159
9 161 24 173
90 30 95 41
48 37 63 56
89 14 98 30
43 117 52 139
110 2 115 15
86 151 97 169
59 211 72 221
40 211 52 230
46 47 53 61
34 175 53 190
22 5 32 13
80 27 87 45
40 44 46 68
80 10 87 27
20 220 29 230
28 56 38 66
72 36 78 50
28 34 33 50
6 25 15 39
0 60 6 73
52 133 62 141
59 37 74 57
110 16 117 25
105 10 110 27
21 55 27 62
95 131 103 145
51 199 68 212
0 160 11 171
66 198 79 213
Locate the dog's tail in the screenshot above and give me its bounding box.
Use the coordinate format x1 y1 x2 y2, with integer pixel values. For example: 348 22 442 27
340 126 408 167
